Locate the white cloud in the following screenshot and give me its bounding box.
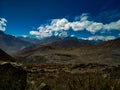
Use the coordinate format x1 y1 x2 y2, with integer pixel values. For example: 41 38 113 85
104 20 120 30
71 21 90 31
30 13 120 38
30 29 52 38
22 35 28 38
75 13 89 21
59 30 68 37
0 18 7 31
75 16 80 21
80 13 89 21
82 36 116 41
30 18 70 38
86 22 104 33
71 35 75 37
50 18 70 31
30 31 40 36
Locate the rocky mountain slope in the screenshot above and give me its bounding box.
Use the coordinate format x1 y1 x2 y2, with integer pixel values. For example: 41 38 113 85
13 38 120 64
0 31 33 54
0 48 27 90
17 36 40 44
0 49 15 62
0 31 102 54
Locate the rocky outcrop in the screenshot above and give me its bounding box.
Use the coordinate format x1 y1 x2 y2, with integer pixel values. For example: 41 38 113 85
0 63 27 90
39 82 51 90
0 49 15 62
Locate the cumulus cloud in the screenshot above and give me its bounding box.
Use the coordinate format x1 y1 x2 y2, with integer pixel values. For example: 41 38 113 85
30 29 52 38
30 13 120 38
30 18 70 38
0 18 7 31
71 21 90 31
80 13 89 21
51 18 70 31
81 36 116 41
86 22 104 33
104 20 120 30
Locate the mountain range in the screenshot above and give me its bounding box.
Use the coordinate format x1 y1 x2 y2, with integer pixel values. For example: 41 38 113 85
0 31 34 54
13 37 120 65
0 31 103 54
1 31 120 65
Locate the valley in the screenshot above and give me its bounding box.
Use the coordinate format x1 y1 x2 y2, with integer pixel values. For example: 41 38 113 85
0 34 120 90
1 0 120 89
13 38 120 90
14 38 120 65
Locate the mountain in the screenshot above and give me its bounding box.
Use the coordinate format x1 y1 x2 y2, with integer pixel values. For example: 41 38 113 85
0 48 27 90
95 38 120 48
38 36 78 43
40 36 103 45
17 36 40 44
19 39 91 53
79 39 103 45
0 31 103 54
0 31 33 54
13 39 91 63
0 49 15 62
13 38 120 65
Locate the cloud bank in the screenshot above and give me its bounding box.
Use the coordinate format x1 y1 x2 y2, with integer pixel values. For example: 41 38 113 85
81 36 116 41
30 14 120 39
0 18 7 31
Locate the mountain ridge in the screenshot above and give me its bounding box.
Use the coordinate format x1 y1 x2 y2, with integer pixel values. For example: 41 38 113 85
0 31 33 54
13 38 120 64
0 31 104 54
0 49 15 62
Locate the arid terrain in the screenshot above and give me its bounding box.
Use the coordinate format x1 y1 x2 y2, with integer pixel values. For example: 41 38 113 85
1 0 120 89
14 38 120 65
12 38 120 90
1 38 120 90
24 63 120 90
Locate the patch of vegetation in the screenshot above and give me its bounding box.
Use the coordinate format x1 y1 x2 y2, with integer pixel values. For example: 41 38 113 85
25 63 120 90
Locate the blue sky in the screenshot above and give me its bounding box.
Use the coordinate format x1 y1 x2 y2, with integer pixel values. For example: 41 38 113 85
0 0 120 40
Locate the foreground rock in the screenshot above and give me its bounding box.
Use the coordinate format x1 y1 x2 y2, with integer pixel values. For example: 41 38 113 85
0 63 27 90
39 82 51 90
